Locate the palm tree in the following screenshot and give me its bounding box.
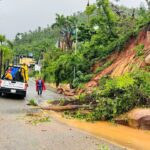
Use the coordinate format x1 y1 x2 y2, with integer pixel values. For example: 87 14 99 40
0 35 6 77
52 14 77 50
52 14 66 29
0 35 12 77
51 14 66 49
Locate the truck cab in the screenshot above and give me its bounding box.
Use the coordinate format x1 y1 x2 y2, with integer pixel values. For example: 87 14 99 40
0 65 28 98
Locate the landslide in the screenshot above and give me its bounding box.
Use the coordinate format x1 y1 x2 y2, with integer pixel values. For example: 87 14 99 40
86 26 150 90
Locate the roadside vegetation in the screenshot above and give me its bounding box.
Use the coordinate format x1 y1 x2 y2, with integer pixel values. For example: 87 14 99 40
63 70 150 121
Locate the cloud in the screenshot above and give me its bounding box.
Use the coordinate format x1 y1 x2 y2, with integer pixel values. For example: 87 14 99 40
0 0 146 39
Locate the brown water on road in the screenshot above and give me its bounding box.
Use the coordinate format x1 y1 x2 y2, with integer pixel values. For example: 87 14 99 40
50 111 150 150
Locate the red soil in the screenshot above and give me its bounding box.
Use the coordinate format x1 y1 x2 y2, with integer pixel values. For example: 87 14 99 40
86 29 150 89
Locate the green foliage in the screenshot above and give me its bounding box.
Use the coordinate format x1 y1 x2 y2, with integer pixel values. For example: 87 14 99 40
100 73 135 96
98 145 110 150
29 70 40 77
91 71 150 121
31 116 50 125
43 52 90 86
77 23 96 42
134 44 144 56
131 70 150 96
69 70 150 121
72 110 88 120
79 93 87 102
95 61 112 74
28 99 38 106
0 35 13 74
27 114 51 125
72 72 94 88
13 27 59 60
11 1 150 123
85 4 96 16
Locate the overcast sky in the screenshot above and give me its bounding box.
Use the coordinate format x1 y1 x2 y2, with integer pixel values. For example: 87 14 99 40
0 0 147 39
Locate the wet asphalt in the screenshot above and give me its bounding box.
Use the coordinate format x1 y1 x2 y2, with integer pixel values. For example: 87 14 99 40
0 80 124 150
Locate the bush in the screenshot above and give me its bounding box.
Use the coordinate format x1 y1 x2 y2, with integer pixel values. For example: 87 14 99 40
134 44 144 56
94 61 113 74
28 99 38 106
72 72 94 88
71 70 150 121
90 71 150 121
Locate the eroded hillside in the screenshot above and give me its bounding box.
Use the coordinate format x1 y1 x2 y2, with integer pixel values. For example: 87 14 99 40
86 25 150 90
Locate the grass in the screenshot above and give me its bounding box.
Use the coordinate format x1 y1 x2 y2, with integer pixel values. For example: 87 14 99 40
28 99 38 106
98 145 110 150
26 113 51 125
31 116 51 125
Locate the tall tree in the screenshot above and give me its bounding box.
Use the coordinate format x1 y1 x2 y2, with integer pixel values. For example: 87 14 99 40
0 35 12 76
52 14 77 50
0 35 6 77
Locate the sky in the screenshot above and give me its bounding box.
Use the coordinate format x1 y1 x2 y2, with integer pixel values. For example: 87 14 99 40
0 0 147 39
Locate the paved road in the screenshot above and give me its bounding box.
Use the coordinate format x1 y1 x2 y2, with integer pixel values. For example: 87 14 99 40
0 81 124 150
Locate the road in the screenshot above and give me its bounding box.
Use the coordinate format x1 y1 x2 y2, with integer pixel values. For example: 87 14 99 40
0 81 124 150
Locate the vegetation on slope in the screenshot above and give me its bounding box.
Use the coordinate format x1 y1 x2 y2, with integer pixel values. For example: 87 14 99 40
13 0 150 121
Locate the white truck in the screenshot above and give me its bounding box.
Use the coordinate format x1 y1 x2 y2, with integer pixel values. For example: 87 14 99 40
0 66 28 98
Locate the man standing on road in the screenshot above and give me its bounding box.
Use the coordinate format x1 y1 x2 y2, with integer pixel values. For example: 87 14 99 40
36 77 46 95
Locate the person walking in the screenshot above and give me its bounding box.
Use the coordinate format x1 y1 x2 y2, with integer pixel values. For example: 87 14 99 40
36 77 46 95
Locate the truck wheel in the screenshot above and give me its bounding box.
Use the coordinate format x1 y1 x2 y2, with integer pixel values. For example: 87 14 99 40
21 93 26 99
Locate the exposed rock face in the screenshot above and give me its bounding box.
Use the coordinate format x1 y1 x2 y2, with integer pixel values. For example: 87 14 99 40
128 108 150 130
85 30 150 90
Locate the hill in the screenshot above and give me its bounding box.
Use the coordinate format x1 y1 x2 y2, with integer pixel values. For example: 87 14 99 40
86 24 150 90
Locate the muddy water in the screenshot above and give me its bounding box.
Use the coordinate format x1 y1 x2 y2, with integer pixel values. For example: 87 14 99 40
50 112 150 150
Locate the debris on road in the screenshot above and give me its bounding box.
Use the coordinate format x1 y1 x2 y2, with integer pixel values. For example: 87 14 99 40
25 111 51 125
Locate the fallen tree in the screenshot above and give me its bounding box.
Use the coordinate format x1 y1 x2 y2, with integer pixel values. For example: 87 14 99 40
39 105 91 111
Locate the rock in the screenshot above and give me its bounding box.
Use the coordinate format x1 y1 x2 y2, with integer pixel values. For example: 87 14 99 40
145 54 150 64
64 91 75 96
86 80 98 87
128 108 150 130
115 108 150 130
115 117 128 126
139 116 150 130
57 88 64 94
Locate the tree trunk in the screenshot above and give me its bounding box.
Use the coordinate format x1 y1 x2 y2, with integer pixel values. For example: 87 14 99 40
65 33 72 50
3 63 6 73
40 105 90 111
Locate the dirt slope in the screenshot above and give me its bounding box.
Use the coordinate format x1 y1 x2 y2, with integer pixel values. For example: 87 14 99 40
86 28 150 89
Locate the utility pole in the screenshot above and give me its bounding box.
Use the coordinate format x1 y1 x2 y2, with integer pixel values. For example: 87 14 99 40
87 0 90 7
75 25 78 55
73 25 78 80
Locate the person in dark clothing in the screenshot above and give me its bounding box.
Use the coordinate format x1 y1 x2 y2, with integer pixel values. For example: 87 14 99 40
36 77 46 95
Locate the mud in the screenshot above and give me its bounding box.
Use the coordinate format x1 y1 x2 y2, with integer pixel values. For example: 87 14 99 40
50 111 150 150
